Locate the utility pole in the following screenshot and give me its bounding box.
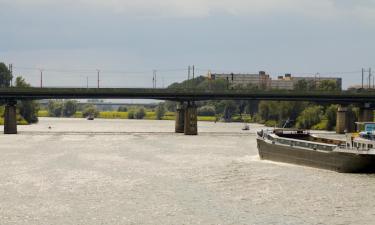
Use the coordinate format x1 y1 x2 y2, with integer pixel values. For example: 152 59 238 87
192 65 195 80
97 69 100 88
9 64 13 87
370 68 373 89
40 69 44 88
187 66 191 89
86 76 89 89
153 70 157 88
362 68 364 89
369 67 372 89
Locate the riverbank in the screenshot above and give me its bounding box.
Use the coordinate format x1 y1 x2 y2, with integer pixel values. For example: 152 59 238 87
37 110 233 122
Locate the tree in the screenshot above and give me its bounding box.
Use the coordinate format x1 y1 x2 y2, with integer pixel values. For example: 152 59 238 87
318 80 339 91
294 80 308 91
155 103 166 120
325 104 338 130
296 106 323 129
63 100 78 117
222 100 237 121
15 77 39 123
82 104 99 118
0 63 12 88
197 105 216 116
135 108 146 119
118 106 128 112
48 100 64 117
128 110 135 119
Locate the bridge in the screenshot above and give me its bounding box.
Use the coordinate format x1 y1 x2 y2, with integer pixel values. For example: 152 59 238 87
1 87 375 135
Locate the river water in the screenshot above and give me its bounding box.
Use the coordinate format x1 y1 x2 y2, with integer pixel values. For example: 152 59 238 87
0 118 374 225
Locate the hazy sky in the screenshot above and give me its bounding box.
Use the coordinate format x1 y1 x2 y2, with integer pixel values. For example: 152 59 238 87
1 0 375 88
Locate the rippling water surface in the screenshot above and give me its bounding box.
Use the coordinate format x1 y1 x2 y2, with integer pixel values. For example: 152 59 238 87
0 118 374 225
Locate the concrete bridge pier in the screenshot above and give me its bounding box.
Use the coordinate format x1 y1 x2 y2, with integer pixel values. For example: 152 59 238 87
358 103 374 123
336 105 356 134
175 102 186 133
4 100 17 134
184 102 198 135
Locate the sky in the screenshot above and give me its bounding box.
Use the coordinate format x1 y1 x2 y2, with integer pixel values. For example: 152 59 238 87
1 0 375 89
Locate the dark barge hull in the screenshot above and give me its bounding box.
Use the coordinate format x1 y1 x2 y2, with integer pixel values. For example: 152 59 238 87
257 138 375 173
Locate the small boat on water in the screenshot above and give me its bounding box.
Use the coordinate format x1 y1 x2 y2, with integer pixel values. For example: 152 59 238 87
256 122 375 173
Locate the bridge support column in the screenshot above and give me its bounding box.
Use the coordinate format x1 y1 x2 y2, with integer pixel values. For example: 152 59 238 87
4 101 17 134
184 102 198 135
175 103 185 133
359 103 374 123
336 105 356 134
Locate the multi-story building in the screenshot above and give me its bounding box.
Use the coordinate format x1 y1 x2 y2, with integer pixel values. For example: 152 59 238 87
209 71 270 88
210 72 342 90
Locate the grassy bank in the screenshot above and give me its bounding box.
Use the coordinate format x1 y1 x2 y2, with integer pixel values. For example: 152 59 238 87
0 106 29 125
37 110 223 122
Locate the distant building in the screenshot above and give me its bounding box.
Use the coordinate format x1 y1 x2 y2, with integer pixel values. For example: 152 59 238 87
210 71 342 90
210 71 270 88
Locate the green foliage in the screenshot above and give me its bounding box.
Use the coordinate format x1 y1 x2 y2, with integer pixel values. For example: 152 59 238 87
155 103 166 120
99 111 128 119
135 108 146 119
325 104 338 130
222 100 237 121
48 100 64 117
312 120 328 130
164 101 177 112
118 106 128 112
128 110 135 119
265 120 278 127
318 80 340 91
63 100 78 117
296 105 324 129
258 101 308 127
168 76 229 90
197 105 216 117
0 63 12 88
18 100 39 123
15 76 39 124
37 110 49 117
82 104 99 118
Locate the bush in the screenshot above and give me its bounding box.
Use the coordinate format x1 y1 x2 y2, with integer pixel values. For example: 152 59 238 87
128 110 135 119
265 120 278 127
82 105 99 118
312 120 328 130
48 100 63 117
99 112 128 119
156 104 166 120
135 108 146 119
118 106 128 112
296 106 323 129
197 106 216 117
63 100 78 117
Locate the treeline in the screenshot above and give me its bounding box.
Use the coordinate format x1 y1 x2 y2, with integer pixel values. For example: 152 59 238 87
167 76 345 130
0 63 39 125
44 100 164 120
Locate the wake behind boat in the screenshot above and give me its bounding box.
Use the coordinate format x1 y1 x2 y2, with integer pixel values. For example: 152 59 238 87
256 122 375 173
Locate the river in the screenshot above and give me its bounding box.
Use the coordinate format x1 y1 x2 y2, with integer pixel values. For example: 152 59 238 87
0 118 374 225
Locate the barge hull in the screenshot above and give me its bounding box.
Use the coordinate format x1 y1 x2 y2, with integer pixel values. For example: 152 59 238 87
257 138 375 173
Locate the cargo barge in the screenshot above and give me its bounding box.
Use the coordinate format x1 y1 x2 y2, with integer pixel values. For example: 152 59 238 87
256 123 375 173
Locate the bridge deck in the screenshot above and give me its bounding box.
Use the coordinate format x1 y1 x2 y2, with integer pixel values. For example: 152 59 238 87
0 88 375 103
